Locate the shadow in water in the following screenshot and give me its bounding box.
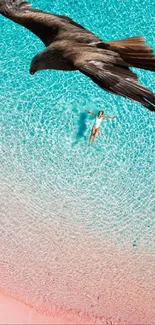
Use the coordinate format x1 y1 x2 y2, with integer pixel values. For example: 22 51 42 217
77 113 87 139
72 112 88 146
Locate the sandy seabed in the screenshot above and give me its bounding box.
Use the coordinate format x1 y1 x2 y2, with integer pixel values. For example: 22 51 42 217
0 183 155 324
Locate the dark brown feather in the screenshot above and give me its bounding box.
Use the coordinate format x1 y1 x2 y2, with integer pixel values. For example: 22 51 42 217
52 40 154 111
78 60 155 111
0 0 102 46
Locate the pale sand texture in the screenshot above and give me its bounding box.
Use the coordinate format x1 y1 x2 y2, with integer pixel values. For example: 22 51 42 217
0 292 94 324
0 181 155 324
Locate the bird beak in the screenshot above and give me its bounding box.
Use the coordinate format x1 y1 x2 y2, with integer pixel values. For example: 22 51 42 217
30 67 36 75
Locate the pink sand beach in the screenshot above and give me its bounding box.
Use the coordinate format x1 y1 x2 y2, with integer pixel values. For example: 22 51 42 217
0 293 96 324
1 184 155 324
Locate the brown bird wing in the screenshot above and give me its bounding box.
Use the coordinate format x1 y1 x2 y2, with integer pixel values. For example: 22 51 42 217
70 47 155 111
0 0 102 46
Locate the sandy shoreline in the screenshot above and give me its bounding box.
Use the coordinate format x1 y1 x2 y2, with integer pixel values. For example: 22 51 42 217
0 291 124 325
0 292 96 325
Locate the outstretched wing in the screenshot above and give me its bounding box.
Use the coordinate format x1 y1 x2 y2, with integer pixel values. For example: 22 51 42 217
67 44 155 111
80 61 155 111
0 0 102 46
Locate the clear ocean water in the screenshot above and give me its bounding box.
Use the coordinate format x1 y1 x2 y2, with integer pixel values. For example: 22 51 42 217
0 0 155 323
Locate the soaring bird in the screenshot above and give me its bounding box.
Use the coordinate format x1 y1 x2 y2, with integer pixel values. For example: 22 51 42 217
0 0 155 111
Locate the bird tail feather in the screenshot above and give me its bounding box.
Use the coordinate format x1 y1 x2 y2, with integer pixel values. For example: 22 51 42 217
105 36 155 72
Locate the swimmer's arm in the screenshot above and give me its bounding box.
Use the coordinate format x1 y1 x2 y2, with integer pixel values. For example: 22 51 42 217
103 116 116 119
84 110 97 117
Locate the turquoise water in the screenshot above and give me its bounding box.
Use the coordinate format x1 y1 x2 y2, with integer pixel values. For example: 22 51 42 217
1 0 155 250
1 1 155 323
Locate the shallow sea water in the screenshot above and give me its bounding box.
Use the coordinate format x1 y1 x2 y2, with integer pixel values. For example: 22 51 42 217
0 0 155 323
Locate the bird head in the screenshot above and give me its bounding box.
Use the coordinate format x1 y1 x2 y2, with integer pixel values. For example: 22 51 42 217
29 52 48 75
30 66 37 75
30 47 58 75
29 56 40 75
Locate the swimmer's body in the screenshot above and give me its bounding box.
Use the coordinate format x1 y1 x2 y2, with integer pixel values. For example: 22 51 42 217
84 110 116 145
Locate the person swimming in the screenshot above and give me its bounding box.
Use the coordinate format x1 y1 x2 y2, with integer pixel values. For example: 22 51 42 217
84 110 115 145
